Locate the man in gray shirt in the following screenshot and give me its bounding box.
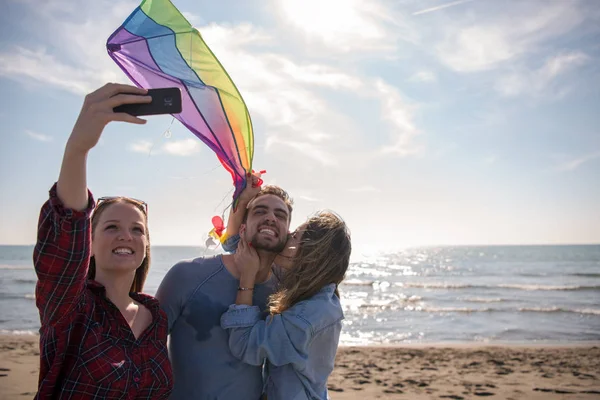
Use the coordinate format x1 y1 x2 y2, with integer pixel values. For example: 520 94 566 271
156 185 293 399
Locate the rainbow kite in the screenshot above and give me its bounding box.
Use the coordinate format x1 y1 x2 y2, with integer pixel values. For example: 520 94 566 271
107 0 253 206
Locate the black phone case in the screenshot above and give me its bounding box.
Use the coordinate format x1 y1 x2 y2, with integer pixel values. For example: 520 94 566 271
113 87 182 116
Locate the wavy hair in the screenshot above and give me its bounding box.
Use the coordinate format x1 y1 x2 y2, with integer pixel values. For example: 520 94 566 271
269 211 351 315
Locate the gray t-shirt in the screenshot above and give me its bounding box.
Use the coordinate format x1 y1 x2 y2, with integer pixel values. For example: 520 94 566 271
156 255 277 400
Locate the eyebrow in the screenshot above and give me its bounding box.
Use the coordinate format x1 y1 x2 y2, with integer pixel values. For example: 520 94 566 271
253 205 289 217
103 220 145 227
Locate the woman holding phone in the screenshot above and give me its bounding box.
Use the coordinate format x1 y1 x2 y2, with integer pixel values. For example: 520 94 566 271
33 83 173 399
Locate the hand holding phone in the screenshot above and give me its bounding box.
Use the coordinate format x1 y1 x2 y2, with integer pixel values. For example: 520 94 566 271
113 87 182 116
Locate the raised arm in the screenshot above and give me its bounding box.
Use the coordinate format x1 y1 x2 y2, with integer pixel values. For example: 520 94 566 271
222 173 262 252
57 83 150 209
34 83 151 327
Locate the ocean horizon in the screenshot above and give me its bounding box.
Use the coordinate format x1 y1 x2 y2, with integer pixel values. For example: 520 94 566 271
1 244 599 345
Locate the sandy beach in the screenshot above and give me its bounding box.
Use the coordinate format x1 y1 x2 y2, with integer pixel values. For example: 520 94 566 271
1 335 599 399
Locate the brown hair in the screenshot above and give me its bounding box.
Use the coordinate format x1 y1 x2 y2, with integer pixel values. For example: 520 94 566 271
243 185 294 223
89 198 150 293
269 211 351 315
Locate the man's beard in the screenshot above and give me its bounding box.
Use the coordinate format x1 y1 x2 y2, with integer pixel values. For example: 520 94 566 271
249 234 287 253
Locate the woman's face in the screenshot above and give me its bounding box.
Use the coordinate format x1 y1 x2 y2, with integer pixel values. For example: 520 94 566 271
91 202 148 274
275 222 306 269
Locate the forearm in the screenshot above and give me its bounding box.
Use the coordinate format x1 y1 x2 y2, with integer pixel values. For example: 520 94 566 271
57 143 89 211
225 199 250 238
236 272 257 305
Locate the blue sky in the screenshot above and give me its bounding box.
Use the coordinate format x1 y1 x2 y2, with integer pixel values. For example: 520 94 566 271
1 0 599 253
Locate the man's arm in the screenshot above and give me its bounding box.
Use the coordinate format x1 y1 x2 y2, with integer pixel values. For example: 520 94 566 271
222 173 262 253
224 173 262 239
156 261 196 333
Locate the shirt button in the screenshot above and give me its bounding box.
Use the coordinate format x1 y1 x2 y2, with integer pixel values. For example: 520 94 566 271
134 377 140 383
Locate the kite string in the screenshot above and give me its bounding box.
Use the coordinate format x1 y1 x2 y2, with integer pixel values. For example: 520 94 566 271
147 117 175 157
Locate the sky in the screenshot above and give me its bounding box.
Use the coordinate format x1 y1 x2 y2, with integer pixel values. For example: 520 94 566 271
1 0 599 253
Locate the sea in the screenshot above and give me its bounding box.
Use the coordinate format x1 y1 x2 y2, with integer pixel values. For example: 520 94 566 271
1 244 599 345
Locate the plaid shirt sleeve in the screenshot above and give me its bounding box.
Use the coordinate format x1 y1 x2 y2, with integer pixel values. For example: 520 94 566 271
33 183 95 327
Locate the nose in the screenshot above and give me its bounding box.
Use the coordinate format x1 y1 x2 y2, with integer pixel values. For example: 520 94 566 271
263 212 277 225
118 230 133 241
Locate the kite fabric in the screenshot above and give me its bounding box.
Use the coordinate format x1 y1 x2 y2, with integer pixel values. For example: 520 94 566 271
107 0 254 205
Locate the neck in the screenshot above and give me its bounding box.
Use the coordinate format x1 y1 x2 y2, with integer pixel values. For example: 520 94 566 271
255 249 277 283
94 270 136 310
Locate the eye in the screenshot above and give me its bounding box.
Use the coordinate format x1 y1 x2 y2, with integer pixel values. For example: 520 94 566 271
133 226 145 234
275 212 287 220
105 224 117 230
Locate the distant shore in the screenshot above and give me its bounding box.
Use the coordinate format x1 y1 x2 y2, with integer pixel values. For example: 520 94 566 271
1 335 599 399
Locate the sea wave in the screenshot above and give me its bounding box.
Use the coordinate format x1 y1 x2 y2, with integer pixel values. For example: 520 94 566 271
0 329 37 335
462 297 505 303
0 265 31 270
396 282 600 291
498 284 600 291
14 279 37 284
519 307 600 315
404 306 600 315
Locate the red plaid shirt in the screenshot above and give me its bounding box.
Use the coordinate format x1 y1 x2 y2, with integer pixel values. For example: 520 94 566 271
33 184 173 399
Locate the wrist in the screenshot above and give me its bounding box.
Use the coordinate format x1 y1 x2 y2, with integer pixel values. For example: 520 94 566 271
239 272 257 286
65 139 91 157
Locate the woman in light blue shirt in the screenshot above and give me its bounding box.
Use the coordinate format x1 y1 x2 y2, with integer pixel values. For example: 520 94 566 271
220 211 351 400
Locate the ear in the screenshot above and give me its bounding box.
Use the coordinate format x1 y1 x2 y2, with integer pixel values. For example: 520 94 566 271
239 224 246 237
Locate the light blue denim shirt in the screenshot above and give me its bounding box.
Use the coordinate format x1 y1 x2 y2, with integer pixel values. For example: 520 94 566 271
220 283 344 400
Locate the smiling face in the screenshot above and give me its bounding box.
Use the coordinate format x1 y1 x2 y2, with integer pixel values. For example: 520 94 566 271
242 194 291 253
91 201 148 274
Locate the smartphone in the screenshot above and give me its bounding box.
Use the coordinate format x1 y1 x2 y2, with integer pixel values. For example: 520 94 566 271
113 87 182 116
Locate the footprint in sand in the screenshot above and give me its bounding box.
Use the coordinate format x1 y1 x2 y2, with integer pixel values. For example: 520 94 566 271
440 395 465 400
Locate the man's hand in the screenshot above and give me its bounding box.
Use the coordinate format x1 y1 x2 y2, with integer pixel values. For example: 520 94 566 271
234 231 260 279
237 172 263 206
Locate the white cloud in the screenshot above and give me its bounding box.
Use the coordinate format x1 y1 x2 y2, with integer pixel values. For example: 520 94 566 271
181 11 202 26
347 186 382 193
265 137 338 167
435 1 585 72
495 51 589 98
413 0 475 16
24 129 53 142
297 194 322 202
163 139 201 156
199 23 367 167
130 138 201 156
374 80 423 156
0 0 134 95
130 140 153 154
275 0 416 53
409 71 437 83
556 152 600 171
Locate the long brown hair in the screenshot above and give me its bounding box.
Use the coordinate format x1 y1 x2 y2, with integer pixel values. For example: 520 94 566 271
269 211 351 315
89 198 150 293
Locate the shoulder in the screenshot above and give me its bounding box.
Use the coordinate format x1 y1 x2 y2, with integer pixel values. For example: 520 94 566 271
165 255 225 282
286 284 344 333
157 255 227 301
